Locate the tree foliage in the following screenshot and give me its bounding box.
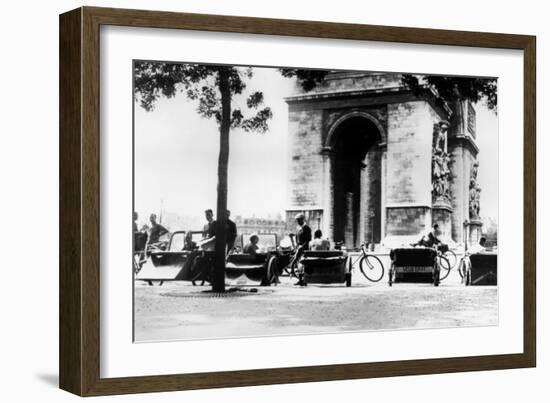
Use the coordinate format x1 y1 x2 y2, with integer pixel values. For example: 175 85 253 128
134 62 273 132
133 62 328 292
279 68 330 92
401 74 498 110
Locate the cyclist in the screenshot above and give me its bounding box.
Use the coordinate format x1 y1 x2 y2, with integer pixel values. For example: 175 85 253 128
412 223 442 248
411 223 445 285
291 213 311 285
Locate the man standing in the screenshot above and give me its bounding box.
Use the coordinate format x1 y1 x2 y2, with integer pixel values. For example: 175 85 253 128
203 209 216 239
133 211 139 233
469 236 487 254
226 210 237 253
291 213 311 285
295 213 312 251
148 213 169 244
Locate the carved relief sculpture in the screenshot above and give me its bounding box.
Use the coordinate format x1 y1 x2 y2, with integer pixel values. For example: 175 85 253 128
432 121 451 204
469 160 481 219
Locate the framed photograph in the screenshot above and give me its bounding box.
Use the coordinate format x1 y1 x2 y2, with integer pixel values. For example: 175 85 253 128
59 6 536 396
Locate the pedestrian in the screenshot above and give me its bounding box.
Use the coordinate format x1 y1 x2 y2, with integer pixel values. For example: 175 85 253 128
295 213 312 251
226 210 237 253
203 209 215 239
133 211 139 233
292 213 311 285
148 213 168 244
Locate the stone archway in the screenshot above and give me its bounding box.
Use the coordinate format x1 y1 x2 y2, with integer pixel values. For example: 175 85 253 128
326 113 383 249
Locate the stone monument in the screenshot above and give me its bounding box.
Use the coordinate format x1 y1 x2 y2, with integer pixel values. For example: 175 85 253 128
285 72 481 248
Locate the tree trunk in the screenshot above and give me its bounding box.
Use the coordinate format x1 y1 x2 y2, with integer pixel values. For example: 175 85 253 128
212 67 231 293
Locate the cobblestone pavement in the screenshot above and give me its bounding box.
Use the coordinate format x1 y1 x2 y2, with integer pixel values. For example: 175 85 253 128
134 259 498 342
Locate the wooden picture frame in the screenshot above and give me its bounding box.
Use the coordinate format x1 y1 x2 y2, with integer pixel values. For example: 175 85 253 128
59 6 536 396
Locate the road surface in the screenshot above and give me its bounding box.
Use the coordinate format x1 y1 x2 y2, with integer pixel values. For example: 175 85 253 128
134 266 498 342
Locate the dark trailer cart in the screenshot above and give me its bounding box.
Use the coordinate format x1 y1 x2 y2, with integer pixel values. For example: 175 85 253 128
135 231 212 286
298 250 351 287
464 253 498 286
225 234 280 286
389 247 445 286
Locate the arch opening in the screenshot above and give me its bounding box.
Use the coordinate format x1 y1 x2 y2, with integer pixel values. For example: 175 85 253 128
330 116 382 248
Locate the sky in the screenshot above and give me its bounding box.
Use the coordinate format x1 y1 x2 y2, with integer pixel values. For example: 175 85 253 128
134 67 498 228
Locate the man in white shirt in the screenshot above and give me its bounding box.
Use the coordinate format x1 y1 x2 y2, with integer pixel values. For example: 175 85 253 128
462 237 488 284
310 230 330 251
469 236 487 254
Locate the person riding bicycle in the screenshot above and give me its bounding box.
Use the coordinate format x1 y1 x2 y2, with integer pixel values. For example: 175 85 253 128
291 213 311 285
410 223 446 285
412 223 443 248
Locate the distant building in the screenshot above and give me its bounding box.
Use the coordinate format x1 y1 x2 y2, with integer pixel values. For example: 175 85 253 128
158 211 202 232
234 215 287 246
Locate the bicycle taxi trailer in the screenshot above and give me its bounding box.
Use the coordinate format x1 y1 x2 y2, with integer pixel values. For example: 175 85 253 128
225 234 280 286
388 247 442 286
463 253 497 286
298 250 351 287
135 231 213 286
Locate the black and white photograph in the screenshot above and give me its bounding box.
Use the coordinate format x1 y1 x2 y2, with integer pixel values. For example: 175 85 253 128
132 61 499 342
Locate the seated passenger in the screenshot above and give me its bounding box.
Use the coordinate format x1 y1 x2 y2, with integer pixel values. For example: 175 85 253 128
243 234 260 255
183 231 197 250
310 230 330 251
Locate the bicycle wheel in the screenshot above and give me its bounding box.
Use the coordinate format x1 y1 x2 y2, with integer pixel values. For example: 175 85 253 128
443 249 457 269
359 254 384 282
457 257 466 279
282 262 294 277
437 255 451 281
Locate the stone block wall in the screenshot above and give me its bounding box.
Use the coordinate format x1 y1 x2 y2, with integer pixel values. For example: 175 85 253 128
362 148 382 244
286 109 324 208
432 207 453 239
386 206 431 236
294 72 403 95
386 101 433 207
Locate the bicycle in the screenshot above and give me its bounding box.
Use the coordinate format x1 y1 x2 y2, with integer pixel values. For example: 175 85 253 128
347 243 385 282
442 248 457 269
435 249 452 281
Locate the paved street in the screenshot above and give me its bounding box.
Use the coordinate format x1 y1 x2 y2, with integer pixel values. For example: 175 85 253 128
134 255 498 342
